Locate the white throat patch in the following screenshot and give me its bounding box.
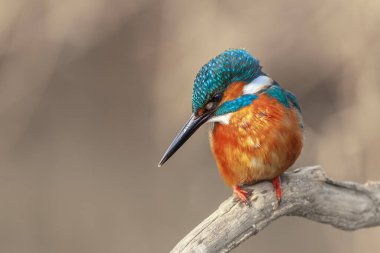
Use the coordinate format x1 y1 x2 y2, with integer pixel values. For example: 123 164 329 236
208 113 232 125
243 75 273 95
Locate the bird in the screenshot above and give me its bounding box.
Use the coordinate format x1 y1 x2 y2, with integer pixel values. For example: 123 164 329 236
158 49 303 205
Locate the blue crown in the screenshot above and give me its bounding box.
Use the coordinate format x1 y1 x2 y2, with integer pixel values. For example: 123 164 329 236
192 49 262 112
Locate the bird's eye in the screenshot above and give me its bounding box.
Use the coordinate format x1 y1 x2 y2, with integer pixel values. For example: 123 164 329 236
213 93 223 102
204 93 223 111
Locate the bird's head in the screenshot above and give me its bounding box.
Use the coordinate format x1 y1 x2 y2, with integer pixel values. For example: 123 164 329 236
158 49 266 166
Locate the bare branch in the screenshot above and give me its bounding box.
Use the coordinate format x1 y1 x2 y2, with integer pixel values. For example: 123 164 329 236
171 166 380 253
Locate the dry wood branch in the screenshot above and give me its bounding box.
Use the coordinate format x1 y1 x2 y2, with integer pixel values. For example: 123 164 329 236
171 166 380 253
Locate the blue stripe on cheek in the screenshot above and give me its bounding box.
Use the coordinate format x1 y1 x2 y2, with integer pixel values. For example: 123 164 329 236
215 94 258 116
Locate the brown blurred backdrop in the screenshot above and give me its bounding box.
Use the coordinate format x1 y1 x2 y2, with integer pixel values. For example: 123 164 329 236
0 0 379 252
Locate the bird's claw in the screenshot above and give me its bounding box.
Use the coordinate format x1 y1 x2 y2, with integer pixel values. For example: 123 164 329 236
233 186 251 206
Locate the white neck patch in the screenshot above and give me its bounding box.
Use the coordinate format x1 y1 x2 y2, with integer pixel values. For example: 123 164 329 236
208 113 232 125
243 75 273 95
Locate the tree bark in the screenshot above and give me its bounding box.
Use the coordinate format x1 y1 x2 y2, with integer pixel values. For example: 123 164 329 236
171 166 380 253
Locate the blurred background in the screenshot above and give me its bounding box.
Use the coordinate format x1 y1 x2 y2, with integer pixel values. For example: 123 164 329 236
0 0 379 252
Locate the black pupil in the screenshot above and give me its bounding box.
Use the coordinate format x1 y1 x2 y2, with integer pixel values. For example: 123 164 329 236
205 93 222 111
213 93 222 102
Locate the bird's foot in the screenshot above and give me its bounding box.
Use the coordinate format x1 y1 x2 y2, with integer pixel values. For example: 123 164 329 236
233 186 251 206
271 176 282 209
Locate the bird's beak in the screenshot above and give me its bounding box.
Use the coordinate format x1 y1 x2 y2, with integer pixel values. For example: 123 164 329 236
158 112 212 167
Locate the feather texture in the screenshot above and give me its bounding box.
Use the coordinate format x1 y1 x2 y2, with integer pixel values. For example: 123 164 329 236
210 93 303 186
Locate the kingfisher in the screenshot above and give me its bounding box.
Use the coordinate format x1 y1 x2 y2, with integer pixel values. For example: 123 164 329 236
158 49 303 205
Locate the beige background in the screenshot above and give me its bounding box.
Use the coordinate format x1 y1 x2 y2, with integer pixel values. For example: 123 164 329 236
0 0 379 252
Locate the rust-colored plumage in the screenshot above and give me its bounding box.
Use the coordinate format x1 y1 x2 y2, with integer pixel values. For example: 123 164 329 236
210 82 303 187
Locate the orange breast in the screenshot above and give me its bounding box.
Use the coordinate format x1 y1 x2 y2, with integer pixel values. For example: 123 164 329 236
210 94 304 186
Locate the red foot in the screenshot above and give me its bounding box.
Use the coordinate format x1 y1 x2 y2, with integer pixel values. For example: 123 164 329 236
272 176 282 203
233 186 250 205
